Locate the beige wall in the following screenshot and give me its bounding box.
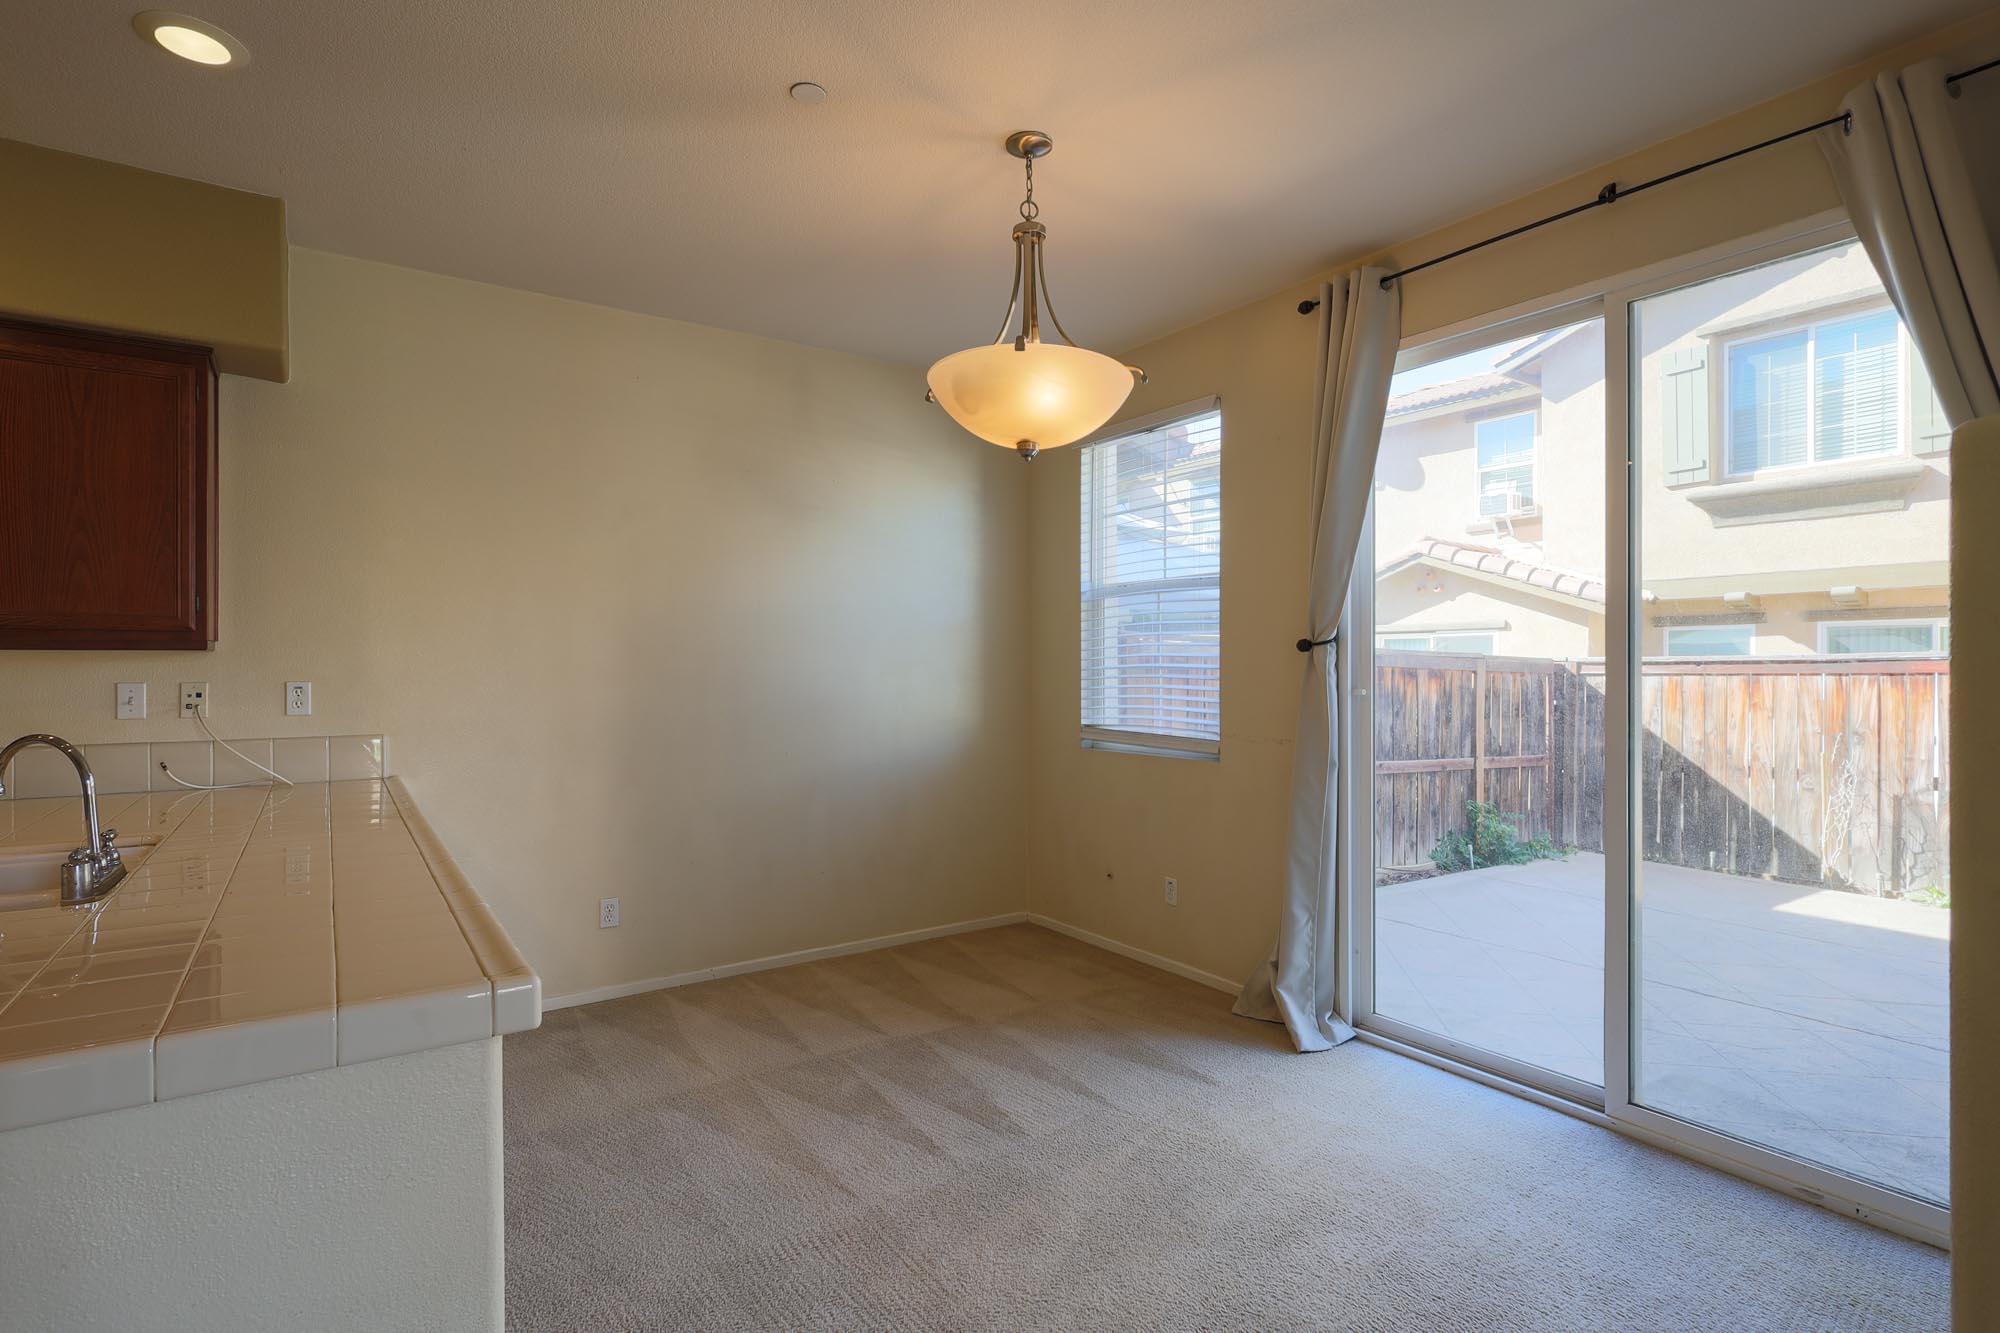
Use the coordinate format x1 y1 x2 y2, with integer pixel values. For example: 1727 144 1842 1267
0 247 1029 1000
1375 571 1595 660
1028 292 1316 981
0 138 288 380
1950 415 1999 1321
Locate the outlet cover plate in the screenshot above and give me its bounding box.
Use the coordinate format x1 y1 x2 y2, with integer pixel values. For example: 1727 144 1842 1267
599 897 620 929
286 682 313 716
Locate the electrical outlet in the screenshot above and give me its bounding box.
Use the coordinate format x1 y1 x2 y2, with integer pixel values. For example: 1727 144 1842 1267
179 682 209 718
599 897 621 929
116 683 148 720
1164 876 1179 906
286 682 313 716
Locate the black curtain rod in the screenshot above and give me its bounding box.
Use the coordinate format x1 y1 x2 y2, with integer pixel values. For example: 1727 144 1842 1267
1293 56 1998 312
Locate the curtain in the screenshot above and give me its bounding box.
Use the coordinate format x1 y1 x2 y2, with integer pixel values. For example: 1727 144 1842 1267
1233 268 1400 1052
1822 56 2000 428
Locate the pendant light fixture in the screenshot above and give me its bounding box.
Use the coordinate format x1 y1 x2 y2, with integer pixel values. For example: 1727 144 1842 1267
926 131 1145 460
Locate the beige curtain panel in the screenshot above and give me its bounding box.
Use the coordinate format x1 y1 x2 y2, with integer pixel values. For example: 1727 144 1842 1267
1823 55 2000 427
1233 268 1400 1052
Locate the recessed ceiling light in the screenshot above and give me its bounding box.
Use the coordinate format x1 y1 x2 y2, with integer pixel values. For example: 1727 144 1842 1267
788 82 827 105
132 11 249 67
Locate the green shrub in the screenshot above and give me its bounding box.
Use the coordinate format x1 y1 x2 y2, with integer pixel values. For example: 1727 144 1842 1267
1430 800 1565 873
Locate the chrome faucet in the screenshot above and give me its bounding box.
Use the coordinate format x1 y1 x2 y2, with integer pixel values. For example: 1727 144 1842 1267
0 734 127 905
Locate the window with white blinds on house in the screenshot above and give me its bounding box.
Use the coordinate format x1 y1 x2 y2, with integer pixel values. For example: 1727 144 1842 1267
1079 402 1222 756
1725 308 1905 474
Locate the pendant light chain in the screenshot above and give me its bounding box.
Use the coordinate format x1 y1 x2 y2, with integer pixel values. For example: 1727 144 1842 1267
1020 156 1039 221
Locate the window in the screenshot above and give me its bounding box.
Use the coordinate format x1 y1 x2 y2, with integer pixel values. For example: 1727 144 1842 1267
1474 412 1537 517
1378 631 1496 655
1663 624 1754 656
1819 618 1947 656
1725 308 1902 475
1079 403 1222 755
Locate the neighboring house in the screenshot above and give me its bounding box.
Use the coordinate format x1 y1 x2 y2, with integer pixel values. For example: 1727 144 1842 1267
1372 242 1951 660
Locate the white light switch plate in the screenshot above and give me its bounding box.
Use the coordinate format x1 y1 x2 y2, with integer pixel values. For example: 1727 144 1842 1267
116 683 147 720
286 682 313 716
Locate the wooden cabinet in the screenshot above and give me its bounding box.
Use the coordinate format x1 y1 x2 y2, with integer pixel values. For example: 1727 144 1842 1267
0 320 217 649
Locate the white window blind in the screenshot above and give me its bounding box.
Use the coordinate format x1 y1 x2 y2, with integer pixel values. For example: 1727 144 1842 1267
1726 309 1903 475
1819 619 1946 656
1079 404 1222 755
1663 624 1755 657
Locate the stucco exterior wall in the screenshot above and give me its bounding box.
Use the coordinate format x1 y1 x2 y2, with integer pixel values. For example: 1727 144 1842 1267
1376 569 1595 659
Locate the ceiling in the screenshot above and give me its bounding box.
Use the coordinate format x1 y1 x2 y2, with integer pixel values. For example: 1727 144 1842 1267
4 0 1987 366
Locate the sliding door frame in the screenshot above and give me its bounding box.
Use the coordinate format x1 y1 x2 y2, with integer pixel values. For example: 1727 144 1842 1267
1601 217 1949 1247
1345 296 1608 1110
1343 207 1950 1247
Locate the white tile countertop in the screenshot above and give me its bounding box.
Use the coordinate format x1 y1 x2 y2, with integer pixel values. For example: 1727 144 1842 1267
0 778 539 1130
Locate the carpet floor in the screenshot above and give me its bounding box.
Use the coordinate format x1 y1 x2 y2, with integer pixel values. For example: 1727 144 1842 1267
503 924 1948 1331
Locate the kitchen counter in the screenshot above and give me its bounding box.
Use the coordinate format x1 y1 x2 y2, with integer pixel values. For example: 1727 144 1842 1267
0 777 539 1130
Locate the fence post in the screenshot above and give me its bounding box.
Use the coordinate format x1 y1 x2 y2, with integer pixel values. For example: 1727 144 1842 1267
1473 657 1488 807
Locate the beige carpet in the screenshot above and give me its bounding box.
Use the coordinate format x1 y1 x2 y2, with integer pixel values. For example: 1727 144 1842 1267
503 924 1948 1331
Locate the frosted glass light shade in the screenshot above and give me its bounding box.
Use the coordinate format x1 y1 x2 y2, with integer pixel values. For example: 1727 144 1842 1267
926 342 1135 451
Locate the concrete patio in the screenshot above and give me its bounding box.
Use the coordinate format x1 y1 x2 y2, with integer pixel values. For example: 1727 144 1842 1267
1375 853 1949 1203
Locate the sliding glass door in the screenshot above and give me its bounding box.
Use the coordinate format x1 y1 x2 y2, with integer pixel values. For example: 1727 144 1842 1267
1351 221 1950 1240
1617 234 1951 1220
1353 305 1607 1100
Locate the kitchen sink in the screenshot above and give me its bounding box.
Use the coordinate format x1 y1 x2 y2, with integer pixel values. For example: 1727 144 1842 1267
0 837 162 912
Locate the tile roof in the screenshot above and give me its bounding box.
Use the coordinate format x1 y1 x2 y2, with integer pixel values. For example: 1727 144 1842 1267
1384 372 1531 418
1386 536 1606 605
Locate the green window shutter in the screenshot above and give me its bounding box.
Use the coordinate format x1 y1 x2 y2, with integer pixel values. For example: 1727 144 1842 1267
1661 345 1709 485
1910 339 1952 455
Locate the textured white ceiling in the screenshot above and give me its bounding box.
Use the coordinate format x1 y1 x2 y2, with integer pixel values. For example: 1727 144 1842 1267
2 0 1986 365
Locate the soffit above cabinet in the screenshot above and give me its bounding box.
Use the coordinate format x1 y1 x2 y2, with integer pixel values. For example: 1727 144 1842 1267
0 138 287 382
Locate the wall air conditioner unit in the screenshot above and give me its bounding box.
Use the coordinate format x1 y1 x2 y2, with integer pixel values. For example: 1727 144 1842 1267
1487 485 1537 539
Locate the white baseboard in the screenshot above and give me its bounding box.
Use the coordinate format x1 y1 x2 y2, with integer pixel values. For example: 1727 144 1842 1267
1026 913 1239 995
543 911 1030 1012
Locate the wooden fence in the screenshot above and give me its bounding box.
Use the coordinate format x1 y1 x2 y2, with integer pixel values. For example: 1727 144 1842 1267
1372 651 1950 897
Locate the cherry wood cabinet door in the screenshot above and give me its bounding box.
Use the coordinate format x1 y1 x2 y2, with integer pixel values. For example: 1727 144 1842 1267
0 320 217 649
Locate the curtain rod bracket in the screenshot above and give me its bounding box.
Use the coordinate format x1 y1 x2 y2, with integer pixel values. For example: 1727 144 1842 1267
1297 298 1320 315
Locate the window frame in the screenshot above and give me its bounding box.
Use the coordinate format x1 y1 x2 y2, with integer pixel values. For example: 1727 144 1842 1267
1816 617 1947 657
1471 408 1540 521
1077 397 1224 761
1661 623 1757 657
1719 302 1911 480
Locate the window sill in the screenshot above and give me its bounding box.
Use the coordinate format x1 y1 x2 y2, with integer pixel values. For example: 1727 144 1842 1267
1684 459 1927 527
1079 728 1220 762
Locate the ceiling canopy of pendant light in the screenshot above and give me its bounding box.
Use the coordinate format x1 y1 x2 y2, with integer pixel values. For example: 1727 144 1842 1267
925 131 1145 460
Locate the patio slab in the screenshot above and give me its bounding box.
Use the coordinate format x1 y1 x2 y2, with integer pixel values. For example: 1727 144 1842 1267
1374 852 1949 1204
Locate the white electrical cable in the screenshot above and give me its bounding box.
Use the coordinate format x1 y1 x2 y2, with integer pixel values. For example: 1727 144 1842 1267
156 764 267 791
154 703 296 790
